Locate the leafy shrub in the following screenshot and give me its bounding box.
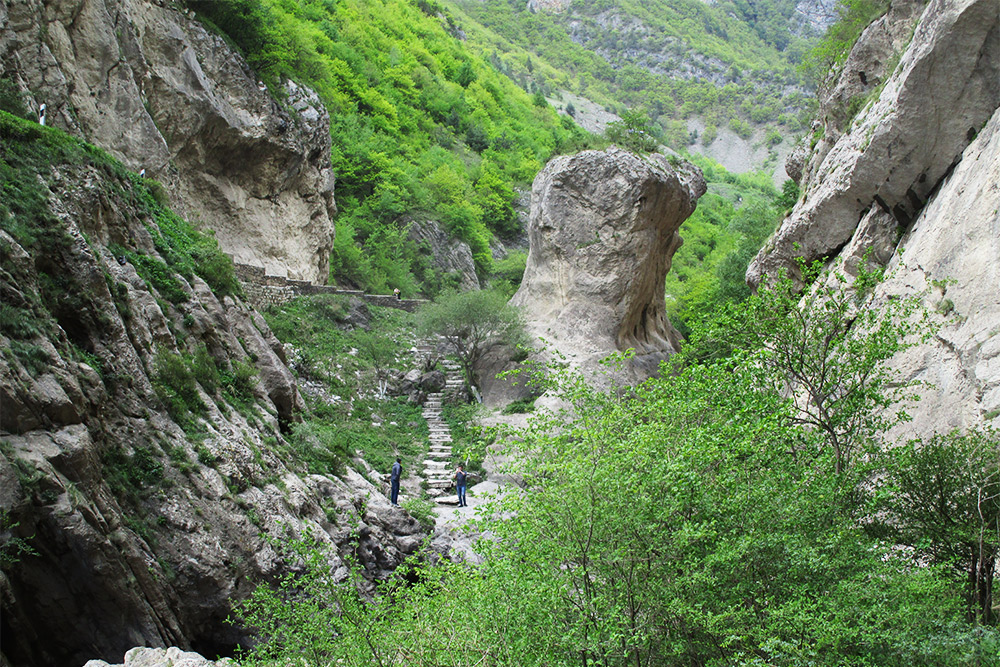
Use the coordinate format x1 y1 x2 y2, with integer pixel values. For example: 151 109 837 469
605 109 659 154
153 349 205 426
501 396 536 414
401 497 436 530
7 340 50 377
288 421 351 476
221 359 259 407
191 345 220 395
130 253 188 304
102 443 164 502
0 78 29 119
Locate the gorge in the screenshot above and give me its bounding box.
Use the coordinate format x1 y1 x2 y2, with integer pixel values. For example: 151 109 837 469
2 0 1000 664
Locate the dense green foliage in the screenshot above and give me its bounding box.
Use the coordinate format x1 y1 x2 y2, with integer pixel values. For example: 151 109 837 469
664 160 786 335
186 0 592 295
263 294 427 476
236 266 999 666
448 0 817 147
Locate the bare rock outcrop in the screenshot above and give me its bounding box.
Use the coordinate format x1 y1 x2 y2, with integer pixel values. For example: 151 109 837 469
406 218 480 291
510 148 705 384
84 647 234 667
0 0 335 282
747 0 1000 288
749 0 1000 437
0 148 424 667
871 106 1000 436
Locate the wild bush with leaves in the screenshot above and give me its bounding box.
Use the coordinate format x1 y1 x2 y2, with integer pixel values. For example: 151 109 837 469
415 287 527 391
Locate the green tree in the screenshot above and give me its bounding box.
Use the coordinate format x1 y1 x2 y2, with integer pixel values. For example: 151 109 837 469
876 428 1000 625
235 263 996 666
415 288 525 391
691 259 926 474
604 108 659 154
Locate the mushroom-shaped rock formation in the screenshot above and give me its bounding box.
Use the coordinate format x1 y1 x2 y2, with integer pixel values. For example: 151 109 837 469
511 147 706 384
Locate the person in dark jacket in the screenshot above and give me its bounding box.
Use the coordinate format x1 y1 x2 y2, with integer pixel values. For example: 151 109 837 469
454 463 467 507
390 457 402 506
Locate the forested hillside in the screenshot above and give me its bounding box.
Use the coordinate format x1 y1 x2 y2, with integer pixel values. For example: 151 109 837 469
445 0 820 148
187 0 593 296
182 0 822 302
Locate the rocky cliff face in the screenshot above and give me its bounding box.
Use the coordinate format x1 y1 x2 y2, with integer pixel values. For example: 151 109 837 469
0 121 425 667
750 0 1000 435
509 148 705 385
406 218 480 292
0 0 336 282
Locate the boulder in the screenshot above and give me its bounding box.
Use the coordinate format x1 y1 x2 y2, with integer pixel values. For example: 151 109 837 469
418 370 447 393
83 646 235 667
510 148 705 385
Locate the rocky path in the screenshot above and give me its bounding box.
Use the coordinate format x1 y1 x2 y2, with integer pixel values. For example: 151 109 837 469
413 345 463 495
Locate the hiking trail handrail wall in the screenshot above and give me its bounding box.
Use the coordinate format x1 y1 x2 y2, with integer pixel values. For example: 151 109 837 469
234 263 426 312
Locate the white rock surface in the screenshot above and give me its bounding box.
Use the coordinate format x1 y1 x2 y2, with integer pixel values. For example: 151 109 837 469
873 106 1000 436
750 0 1000 438
511 147 705 384
1 0 336 282
748 0 1000 289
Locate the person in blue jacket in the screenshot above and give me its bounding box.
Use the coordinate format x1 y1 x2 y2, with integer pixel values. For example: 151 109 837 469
454 463 467 507
390 457 402 506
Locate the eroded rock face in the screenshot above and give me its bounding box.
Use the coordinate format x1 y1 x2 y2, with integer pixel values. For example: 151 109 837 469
406 218 480 291
0 0 335 282
0 163 425 667
747 0 1000 289
510 148 705 384
749 0 1000 437
872 106 1000 436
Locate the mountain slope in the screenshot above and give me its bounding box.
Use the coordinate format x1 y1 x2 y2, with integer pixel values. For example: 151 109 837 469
445 0 821 150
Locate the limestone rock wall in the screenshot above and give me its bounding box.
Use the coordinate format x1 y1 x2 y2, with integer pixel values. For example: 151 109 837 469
0 160 424 667
750 0 1000 436
510 147 705 386
870 107 1000 435
0 0 335 282
750 0 999 289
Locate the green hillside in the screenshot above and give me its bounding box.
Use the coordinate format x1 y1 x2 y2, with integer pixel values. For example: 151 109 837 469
188 0 594 296
445 0 818 147
183 0 822 305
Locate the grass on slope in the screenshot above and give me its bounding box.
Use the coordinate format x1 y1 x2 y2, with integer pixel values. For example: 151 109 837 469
263 294 429 478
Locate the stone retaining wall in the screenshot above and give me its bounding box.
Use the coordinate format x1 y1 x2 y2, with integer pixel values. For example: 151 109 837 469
234 263 425 312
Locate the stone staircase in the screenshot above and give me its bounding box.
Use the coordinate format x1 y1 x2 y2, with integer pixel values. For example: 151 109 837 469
419 352 464 491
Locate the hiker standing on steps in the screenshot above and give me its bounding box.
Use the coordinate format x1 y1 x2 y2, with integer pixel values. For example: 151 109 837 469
454 463 467 507
393 287 401 300
390 457 402 506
